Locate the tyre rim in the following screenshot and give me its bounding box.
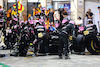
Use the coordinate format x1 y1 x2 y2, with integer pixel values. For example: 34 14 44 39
91 40 100 52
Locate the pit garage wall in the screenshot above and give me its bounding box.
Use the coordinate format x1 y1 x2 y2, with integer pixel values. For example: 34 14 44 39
71 0 84 24
0 0 3 8
0 0 7 10
21 0 28 21
52 0 70 10
85 0 100 32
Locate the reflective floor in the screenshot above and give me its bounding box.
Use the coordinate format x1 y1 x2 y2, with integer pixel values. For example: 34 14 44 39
0 50 100 67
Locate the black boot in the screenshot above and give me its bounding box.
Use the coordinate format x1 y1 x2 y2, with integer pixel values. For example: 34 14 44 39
65 56 71 59
59 56 63 59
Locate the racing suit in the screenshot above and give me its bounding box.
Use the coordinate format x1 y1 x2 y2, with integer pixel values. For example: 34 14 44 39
58 23 75 56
